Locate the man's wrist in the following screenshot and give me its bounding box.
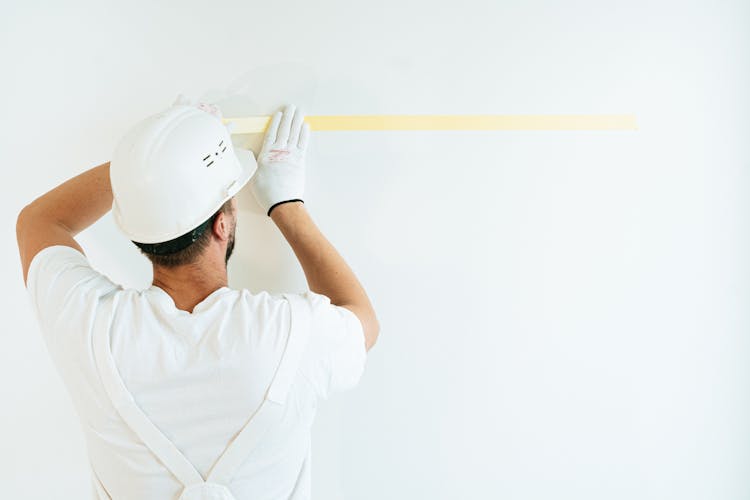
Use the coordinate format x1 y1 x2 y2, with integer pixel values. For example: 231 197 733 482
269 199 305 220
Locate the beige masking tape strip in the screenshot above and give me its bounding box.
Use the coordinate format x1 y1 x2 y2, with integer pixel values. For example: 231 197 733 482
222 114 638 133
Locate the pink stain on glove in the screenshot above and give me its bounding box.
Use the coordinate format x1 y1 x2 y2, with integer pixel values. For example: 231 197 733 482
268 149 290 162
197 102 221 119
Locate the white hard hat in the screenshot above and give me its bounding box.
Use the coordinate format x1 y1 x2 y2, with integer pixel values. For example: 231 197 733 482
110 101 257 253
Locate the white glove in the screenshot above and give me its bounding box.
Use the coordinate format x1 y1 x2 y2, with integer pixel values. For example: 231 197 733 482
172 93 235 133
250 104 311 216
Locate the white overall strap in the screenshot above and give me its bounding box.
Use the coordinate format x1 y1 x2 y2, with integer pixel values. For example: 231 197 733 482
206 292 312 484
92 293 205 488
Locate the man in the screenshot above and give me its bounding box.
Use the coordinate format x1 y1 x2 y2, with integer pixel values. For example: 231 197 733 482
15 99 380 499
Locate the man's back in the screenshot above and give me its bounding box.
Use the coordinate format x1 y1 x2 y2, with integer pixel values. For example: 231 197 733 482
26 245 367 499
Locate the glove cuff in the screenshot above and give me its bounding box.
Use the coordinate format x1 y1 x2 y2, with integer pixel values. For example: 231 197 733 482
267 199 305 217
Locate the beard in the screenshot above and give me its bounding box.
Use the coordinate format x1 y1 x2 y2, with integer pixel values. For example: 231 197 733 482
225 222 236 266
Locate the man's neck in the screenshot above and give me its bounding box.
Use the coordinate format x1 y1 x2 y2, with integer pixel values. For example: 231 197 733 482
152 266 228 314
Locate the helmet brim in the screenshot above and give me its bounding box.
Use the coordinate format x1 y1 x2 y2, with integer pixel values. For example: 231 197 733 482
228 145 258 198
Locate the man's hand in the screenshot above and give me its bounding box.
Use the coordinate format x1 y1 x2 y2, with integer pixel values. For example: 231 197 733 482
249 104 310 217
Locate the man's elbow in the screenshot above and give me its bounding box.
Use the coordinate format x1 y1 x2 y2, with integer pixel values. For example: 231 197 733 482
364 316 380 352
16 204 52 231
341 303 380 352
16 206 37 251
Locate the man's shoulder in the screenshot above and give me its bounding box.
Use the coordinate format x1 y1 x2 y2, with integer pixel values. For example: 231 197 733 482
26 244 122 321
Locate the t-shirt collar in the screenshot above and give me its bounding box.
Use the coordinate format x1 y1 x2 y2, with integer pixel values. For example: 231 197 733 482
148 285 231 315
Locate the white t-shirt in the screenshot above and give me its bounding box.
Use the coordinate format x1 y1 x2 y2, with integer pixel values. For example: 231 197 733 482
25 245 368 500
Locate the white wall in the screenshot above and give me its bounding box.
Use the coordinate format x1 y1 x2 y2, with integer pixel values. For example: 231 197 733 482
2 0 749 498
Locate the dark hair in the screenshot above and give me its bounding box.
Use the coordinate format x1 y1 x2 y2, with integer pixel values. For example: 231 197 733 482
135 199 234 268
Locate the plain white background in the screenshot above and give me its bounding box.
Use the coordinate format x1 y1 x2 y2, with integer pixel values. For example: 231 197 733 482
2 0 749 498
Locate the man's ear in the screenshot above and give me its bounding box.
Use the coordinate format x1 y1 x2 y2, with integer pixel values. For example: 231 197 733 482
212 211 232 241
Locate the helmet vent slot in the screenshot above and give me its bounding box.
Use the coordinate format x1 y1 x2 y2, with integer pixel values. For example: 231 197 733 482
203 140 225 167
